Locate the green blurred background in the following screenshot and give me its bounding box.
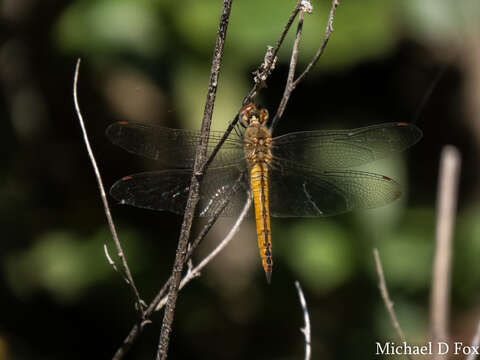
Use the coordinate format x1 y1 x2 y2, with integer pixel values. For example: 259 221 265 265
1 0 480 358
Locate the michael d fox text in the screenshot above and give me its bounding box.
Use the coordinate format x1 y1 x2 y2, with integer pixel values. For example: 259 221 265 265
376 341 480 356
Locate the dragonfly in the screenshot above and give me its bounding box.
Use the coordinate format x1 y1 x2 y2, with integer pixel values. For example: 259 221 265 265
107 104 422 282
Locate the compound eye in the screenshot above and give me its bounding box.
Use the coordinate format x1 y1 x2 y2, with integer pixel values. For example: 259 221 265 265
259 108 269 124
239 103 256 126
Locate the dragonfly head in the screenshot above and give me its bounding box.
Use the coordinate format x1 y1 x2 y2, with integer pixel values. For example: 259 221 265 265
239 103 269 127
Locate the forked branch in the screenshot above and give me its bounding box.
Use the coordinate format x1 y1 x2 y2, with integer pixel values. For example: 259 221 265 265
205 0 308 172
73 59 145 316
154 198 252 311
155 1 234 359
271 0 339 131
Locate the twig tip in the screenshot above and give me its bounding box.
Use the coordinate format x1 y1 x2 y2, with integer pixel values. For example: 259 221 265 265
300 0 313 13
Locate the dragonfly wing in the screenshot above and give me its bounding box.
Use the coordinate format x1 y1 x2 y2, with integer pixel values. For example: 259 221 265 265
271 122 422 170
106 122 246 168
269 166 402 217
110 167 251 217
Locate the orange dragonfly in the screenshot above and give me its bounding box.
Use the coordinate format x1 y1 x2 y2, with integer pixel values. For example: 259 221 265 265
107 104 422 282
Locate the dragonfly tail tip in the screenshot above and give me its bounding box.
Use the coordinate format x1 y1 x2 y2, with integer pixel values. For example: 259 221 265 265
265 271 272 284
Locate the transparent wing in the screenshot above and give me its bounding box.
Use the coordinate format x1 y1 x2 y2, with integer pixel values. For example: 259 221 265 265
108 122 420 218
269 165 402 217
110 167 251 217
106 122 246 169
271 122 422 170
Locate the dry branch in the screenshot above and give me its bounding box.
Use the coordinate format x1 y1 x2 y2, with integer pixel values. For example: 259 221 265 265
155 198 252 311
295 281 311 360
243 0 303 104
155 1 234 359
430 145 461 358
292 0 338 87
270 0 339 131
373 248 414 360
73 59 145 316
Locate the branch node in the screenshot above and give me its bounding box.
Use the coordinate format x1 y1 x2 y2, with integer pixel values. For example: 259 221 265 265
253 45 278 89
300 0 313 14
74 58 145 322
104 244 118 269
141 319 152 329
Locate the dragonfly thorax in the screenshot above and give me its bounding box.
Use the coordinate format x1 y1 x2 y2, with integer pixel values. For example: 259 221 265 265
240 104 273 165
244 122 272 165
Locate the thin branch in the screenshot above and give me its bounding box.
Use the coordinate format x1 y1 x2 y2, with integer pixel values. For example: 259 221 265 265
112 173 246 359
113 186 248 359
295 281 311 360
185 172 246 260
243 0 303 105
73 59 145 315
203 0 305 172
270 0 338 131
155 197 251 311
112 278 171 360
155 1 233 359
292 0 338 87
271 3 308 130
104 244 119 272
430 145 461 356
373 249 414 360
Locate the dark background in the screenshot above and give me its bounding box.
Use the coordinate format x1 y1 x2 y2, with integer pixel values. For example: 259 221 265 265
1 0 480 359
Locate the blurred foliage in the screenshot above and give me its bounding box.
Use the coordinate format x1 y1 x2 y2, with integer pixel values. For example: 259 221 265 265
279 219 354 293
453 207 480 303
400 0 480 45
375 298 428 345
54 0 404 131
56 0 165 59
4 228 147 302
376 208 434 291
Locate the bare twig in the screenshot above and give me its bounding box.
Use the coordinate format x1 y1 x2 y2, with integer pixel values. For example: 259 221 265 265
373 249 414 360
430 146 461 357
185 172 246 260
295 281 311 360
112 278 171 360
155 2 233 359
112 173 246 359
205 0 310 172
155 197 252 311
243 0 303 105
292 0 338 87
271 2 308 130
271 0 339 131
103 244 119 272
203 0 306 173
73 59 145 315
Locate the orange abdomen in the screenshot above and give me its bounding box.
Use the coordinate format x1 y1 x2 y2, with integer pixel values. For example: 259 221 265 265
250 163 272 282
